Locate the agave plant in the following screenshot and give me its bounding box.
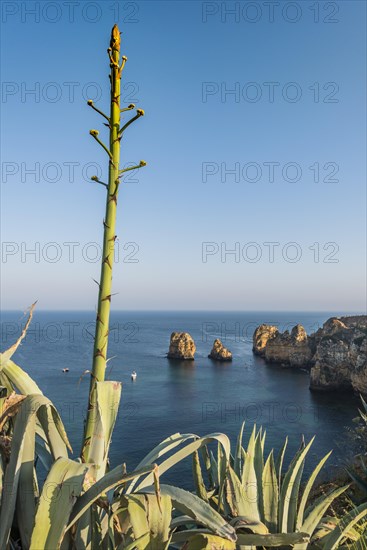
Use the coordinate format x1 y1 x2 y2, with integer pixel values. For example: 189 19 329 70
189 423 367 549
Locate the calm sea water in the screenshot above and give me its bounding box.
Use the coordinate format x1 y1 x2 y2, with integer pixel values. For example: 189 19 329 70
0 310 362 486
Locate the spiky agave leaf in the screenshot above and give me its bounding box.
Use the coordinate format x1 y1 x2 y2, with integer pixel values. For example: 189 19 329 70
86 380 122 479
66 464 156 531
0 303 36 365
134 433 231 492
180 533 236 549
126 432 198 494
321 502 367 549
193 450 209 502
274 436 288 490
0 359 42 396
262 450 278 532
117 493 172 549
140 484 237 542
0 394 70 548
278 437 314 533
234 421 245 479
236 531 310 546
296 450 333 530
294 485 349 550
29 458 89 549
240 424 260 522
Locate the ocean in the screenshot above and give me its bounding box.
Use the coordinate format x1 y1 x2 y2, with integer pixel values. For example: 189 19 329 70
0 310 361 486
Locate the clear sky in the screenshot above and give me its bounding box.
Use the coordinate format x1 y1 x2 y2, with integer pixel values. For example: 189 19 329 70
1 0 366 311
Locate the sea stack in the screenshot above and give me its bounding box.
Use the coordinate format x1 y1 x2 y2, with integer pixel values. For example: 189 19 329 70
208 339 232 361
167 332 196 360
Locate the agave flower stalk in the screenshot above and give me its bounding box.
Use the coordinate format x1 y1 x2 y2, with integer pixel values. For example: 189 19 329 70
82 24 145 461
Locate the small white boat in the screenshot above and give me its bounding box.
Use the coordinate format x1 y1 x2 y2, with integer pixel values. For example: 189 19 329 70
131 371 137 381
62 368 69 373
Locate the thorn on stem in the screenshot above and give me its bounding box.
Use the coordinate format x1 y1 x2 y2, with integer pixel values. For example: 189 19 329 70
92 278 100 288
103 255 112 269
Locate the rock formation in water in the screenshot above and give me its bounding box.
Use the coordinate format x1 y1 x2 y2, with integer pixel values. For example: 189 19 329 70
167 332 196 360
252 316 367 395
264 324 314 367
252 324 278 357
208 339 232 361
253 323 313 366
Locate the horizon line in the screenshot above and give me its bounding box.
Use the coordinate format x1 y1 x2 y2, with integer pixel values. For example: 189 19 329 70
1 309 366 314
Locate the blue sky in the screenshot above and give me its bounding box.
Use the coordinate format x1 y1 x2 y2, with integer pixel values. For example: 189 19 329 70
1 0 366 311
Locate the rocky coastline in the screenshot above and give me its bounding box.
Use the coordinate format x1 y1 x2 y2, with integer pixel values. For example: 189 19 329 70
253 315 367 395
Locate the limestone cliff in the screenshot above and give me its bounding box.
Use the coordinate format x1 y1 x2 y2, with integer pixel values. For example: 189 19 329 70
265 324 314 367
252 316 367 395
310 317 367 394
253 323 313 367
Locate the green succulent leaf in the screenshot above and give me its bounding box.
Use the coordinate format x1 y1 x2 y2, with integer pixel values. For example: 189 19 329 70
181 533 236 549
296 450 333 530
134 433 230 492
262 450 278 532
67 463 156 531
241 425 260 522
278 437 314 532
193 450 209 502
318 502 367 550
126 432 197 494
141 484 237 542
30 458 89 550
0 395 69 548
236 531 310 546
234 421 245 478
